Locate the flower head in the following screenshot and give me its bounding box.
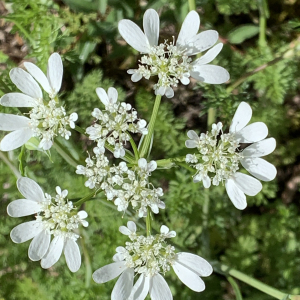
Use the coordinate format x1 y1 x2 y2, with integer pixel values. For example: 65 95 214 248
7 177 88 272
118 9 229 98
86 87 147 158
93 222 212 300
0 53 77 151
185 102 277 209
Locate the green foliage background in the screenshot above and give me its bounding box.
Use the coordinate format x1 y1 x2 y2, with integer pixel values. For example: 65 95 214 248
0 0 300 299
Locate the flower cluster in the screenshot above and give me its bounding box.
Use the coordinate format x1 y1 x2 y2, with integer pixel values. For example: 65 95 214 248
76 156 165 217
8 177 88 272
93 222 213 300
185 102 277 209
0 53 77 151
87 87 147 158
118 9 229 98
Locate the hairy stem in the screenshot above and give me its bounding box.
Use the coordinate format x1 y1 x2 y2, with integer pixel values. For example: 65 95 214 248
139 94 161 158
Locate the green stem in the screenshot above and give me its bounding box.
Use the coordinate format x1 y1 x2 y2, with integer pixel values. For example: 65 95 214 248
227 276 243 300
188 0 196 11
79 229 92 288
207 107 216 128
139 95 161 158
146 207 152 236
53 141 80 168
0 152 21 179
128 132 139 160
74 189 102 207
201 191 210 258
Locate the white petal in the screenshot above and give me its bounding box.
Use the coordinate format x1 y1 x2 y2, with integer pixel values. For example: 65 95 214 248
129 274 150 300
149 273 172 300
242 138 276 158
138 158 148 169
10 68 42 99
185 30 219 56
160 225 169 234
192 43 223 65
165 87 174 98
96 87 109 106
147 161 157 172
0 114 30 131
175 252 213 276
17 177 45 202
47 53 63 95
7 199 43 217
241 157 277 181
225 178 247 210
78 210 88 219
92 261 127 283
190 65 230 84
172 261 205 292
119 226 131 235
64 238 81 272
187 130 199 140
108 87 118 104
180 75 190 85
127 221 136 232
232 172 262 196
177 10 200 49
229 102 252 133
130 71 143 82
143 9 159 47
0 93 35 107
10 220 44 243
234 122 268 143
24 62 51 93
28 230 50 261
41 236 64 269
203 176 211 188
0 127 33 151
185 140 198 148
118 20 150 53
111 267 134 300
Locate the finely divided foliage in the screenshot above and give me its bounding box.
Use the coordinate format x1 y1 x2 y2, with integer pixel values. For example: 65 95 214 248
0 8 278 300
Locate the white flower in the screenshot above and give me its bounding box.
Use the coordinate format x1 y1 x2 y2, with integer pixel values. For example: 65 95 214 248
86 87 148 158
92 223 212 300
118 9 229 98
7 177 88 272
0 53 77 151
185 102 277 209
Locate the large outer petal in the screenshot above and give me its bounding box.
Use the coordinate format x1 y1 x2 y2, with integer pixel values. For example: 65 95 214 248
7 199 43 217
128 274 150 300
111 267 134 300
96 87 109 106
149 274 172 300
242 138 276 158
64 238 81 272
24 62 51 93
190 65 230 84
172 261 205 292
0 128 33 151
118 20 150 53
225 178 247 210
0 114 30 131
92 261 127 283
41 236 64 269
232 172 262 196
234 122 268 143
47 53 63 95
229 102 252 133
192 43 223 65
185 30 219 56
10 68 42 99
28 230 51 261
107 87 118 104
17 177 45 202
0 93 35 107
175 252 213 276
177 10 200 49
143 9 159 47
241 157 277 181
10 220 44 243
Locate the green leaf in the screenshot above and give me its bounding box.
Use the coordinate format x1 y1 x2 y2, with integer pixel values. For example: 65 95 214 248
228 25 259 44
